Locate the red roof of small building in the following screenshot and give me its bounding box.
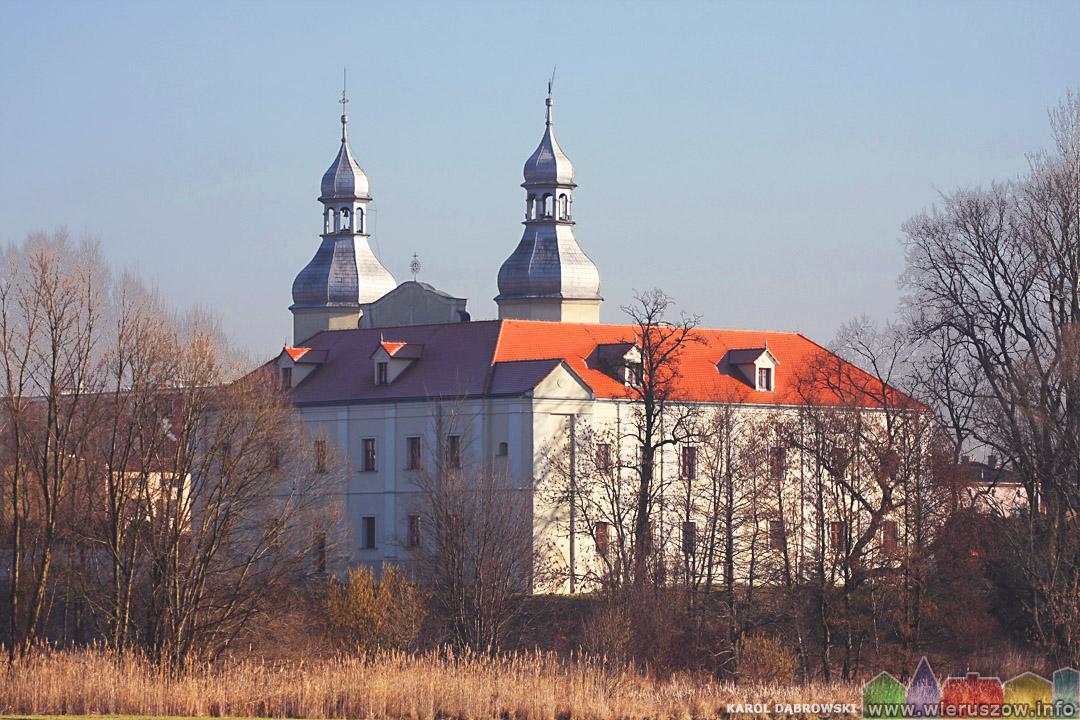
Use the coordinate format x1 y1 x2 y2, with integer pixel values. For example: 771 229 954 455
277 319 916 409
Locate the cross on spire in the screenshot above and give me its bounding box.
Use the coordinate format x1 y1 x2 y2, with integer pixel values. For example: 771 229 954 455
339 68 349 142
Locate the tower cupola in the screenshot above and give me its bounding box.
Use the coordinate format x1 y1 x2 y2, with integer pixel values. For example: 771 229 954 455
291 82 397 343
496 83 602 323
320 110 370 200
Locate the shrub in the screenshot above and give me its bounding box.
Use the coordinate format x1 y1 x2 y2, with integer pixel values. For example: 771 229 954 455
325 565 426 652
581 602 633 664
736 634 797 685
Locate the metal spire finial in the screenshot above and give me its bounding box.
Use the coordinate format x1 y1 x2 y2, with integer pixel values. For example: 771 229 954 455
409 252 421 281
339 68 350 143
545 67 556 126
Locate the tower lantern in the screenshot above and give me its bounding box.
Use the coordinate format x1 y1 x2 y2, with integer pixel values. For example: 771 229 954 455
495 83 602 322
290 82 397 343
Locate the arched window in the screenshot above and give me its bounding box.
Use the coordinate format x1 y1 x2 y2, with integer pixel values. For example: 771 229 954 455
558 194 569 220
341 208 351 231
356 207 364 233
324 208 331 234
542 193 553 218
526 194 536 220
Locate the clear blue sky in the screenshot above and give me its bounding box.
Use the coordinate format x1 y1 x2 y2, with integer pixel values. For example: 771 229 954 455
2 0 1077 357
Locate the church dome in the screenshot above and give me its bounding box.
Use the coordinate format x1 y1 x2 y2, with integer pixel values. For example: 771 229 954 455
522 95 575 186
497 86 600 310
320 116 370 199
497 225 600 300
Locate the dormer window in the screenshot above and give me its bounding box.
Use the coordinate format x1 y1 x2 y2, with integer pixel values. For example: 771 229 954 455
588 342 643 386
278 346 326 391
370 341 422 386
725 346 779 392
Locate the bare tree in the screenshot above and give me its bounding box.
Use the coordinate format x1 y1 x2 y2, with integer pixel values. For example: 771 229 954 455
621 289 701 587
901 91 1080 664
782 318 944 680
412 402 540 652
0 231 107 660
672 397 765 674
140 342 339 666
0 231 340 666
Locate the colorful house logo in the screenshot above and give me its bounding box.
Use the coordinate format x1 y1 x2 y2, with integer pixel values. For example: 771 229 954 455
941 671 1004 716
905 657 940 716
864 671 906 718
1055 667 1080 714
1002 672 1052 717
864 659 1078 718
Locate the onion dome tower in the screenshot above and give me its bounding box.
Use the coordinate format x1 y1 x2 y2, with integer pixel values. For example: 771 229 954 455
291 85 397 343
495 83 602 323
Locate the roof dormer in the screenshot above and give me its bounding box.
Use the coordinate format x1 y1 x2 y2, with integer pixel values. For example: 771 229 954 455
724 346 779 392
370 340 423 385
276 346 328 390
588 342 643 387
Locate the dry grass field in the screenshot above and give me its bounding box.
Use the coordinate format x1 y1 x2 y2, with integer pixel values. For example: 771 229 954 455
0 648 860 719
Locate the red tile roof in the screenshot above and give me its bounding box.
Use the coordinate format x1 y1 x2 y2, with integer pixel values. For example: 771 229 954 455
284 347 328 364
285 346 310 362
375 341 423 359
278 319 915 409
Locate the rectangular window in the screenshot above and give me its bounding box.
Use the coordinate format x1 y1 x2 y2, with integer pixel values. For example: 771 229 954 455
768 518 785 551
768 446 787 481
830 446 850 475
496 441 509 457
269 443 281 469
362 516 376 550
626 363 643 387
595 521 610 560
406 436 421 470
596 443 612 474
681 446 698 480
446 434 461 469
408 514 421 548
376 361 388 385
314 439 326 473
280 366 292 391
757 366 773 391
315 532 326 573
682 521 697 556
830 520 846 550
362 438 377 472
881 519 899 555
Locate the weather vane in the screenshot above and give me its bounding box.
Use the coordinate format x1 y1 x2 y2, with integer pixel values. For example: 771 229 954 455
409 252 421 281
340 68 349 113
